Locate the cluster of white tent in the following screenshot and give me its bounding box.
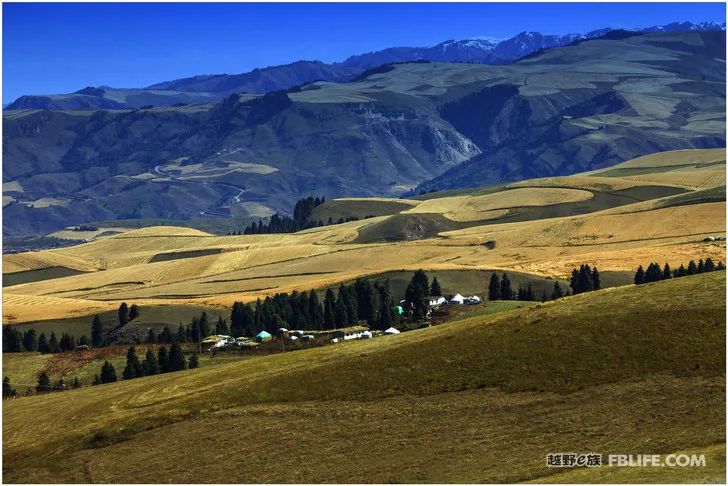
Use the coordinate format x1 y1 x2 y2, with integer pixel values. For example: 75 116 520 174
448 293 481 305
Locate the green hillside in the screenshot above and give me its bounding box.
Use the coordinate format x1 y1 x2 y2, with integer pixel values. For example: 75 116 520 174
3 272 724 483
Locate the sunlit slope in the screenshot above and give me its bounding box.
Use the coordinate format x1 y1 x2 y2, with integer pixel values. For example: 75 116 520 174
589 147 726 189
3 273 725 483
3 149 725 322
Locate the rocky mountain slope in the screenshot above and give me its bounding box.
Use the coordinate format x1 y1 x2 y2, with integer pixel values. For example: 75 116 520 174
3 30 725 237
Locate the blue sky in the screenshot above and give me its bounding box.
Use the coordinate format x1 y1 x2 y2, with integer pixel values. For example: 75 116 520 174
3 2 725 102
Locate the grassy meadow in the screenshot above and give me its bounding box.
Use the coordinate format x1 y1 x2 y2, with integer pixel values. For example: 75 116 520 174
3 272 725 483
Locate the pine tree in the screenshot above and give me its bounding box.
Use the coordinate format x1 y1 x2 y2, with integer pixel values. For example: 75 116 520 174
122 345 143 380
91 315 104 347
215 316 229 335
662 263 672 279
500 273 512 301
574 265 594 294
717 261 725 270
488 273 500 301
526 283 534 301
198 312 210 338
3 377 17 398
704 258 716 272
128 304 140 320
377 299 393 331
308 290 324 329
92 374 101 386
430 277 442 297
100 361 117 383
645 263 662 283
676 264 687 277
189 353 199 369
48 332 60 353
334 294 348 328
3 327 23 353
118 302 129 326
157 346 169 373
634 265 645 284
146 328 156 344
570 268 580 293
516 286 524 300
323 289 336 330
697 259 705 273
38 332 50 353
22 329 38 352
143 349 160 376
687 260 697 275
551 281 564 300
411 270 429 296
591 267 601 290
36 371 51 392
167 343 187 372
59 333 76 352
78 335 90 346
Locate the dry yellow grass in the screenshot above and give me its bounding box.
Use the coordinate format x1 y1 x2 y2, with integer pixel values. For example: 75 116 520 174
405 187 593 221
508 175 643 191
49 227 136 241
3 149 725 323
600 148 725 169
2 294 120 324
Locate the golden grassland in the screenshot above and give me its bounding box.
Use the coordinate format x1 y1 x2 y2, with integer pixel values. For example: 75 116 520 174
3 149 725 323
3 273 725 483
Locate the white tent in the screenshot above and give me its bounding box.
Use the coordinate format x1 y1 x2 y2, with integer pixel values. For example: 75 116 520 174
450 293 465 304
383 327 400 335
429 296 447 307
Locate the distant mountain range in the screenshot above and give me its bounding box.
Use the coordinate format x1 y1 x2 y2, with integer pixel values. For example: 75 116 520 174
6 21 725 110
3 29 725 238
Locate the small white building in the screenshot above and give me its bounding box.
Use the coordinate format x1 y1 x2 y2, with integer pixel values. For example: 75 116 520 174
450 293 465 305
361 331 373 339
383 327 400 335
464 295 482 304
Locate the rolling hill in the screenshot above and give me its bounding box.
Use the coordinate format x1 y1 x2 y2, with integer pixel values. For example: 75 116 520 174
3 271 725 482
3 148 724 326
3 31 725 238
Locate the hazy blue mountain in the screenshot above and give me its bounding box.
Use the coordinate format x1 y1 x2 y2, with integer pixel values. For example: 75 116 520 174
3 31 724 237
7 21 724 111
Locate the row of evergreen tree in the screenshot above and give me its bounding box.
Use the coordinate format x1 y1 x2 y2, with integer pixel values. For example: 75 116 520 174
231 279 398 336
241 196 326 234
634 258 724 284
3 328 87 354
3 343 201 397
93 343 198 386
570 264 601 294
